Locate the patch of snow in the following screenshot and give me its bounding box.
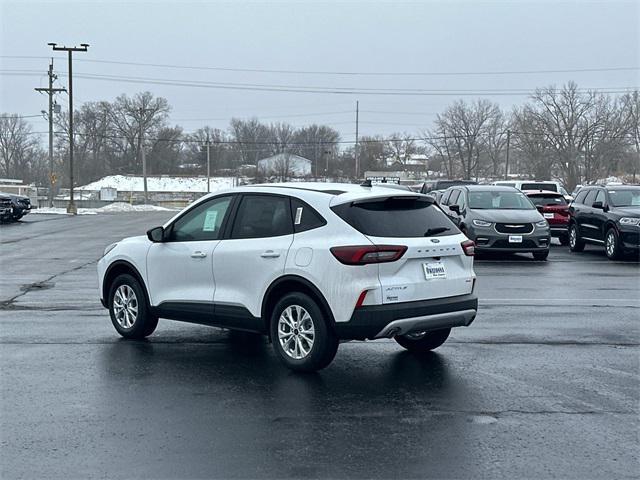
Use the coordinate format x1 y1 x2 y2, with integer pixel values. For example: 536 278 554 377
31 207 98 215
32 203 177 215
97 203 176 212
77 175 235 193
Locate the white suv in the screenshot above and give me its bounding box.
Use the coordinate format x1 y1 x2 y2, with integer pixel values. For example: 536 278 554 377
98 183 478 371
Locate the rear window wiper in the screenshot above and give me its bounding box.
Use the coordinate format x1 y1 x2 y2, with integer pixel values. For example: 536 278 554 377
424 227 450 236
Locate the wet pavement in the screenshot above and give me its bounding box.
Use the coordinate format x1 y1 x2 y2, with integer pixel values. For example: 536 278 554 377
1 213 639 479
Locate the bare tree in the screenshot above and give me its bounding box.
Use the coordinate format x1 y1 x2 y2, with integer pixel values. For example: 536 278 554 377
229 118 271 167
431 99 502 179
387 132 419 166
0 114 44 181
621 90 640 181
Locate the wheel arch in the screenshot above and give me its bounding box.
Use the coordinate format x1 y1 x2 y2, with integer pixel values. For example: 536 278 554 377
103 260 151 307
261 275 335 337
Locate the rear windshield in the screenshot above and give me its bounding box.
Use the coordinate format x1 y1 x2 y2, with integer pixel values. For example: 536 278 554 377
521 182 558 192
528 194 567 207
331 197 459 238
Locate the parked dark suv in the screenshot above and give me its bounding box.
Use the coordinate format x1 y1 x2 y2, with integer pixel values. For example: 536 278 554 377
0 192 32 221
568 185 640 260
0 193 13 222
440 185 551 260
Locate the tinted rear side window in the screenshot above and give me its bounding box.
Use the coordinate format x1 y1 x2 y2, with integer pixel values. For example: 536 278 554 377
331 197 459 238
231 195 292 239
574 190 589 204
291 198 327 233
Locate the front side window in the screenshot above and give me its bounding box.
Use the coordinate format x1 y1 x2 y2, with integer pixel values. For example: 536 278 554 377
440 189 452 206
231 195 293 239
169 195 232 242
594 190 606 205
583 189 598 206
468 190 535 210
448 190 460 206
574 190 589 204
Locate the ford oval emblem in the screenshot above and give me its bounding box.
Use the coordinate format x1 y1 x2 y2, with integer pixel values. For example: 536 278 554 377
430 238 440 243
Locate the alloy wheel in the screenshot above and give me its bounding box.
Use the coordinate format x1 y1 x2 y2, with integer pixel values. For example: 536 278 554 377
113 284 138 329
606 231 616 257
569 227 576 247
277 305 315 360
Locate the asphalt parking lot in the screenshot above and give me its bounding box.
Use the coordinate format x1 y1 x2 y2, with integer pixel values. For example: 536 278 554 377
1 213 639 479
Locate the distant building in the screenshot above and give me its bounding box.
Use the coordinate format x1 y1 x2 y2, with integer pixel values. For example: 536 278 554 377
257 153 312 177
384 154 429 170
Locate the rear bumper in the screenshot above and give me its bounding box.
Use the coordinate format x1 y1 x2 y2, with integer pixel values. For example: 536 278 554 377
550 225 568 237
335 293 478 340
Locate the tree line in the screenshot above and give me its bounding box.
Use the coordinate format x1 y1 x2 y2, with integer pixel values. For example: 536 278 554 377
1 82 638 190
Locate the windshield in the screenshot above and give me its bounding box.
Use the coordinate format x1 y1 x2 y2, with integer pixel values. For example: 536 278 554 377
469 191 535 210
528 194 567 207
608 189 640 207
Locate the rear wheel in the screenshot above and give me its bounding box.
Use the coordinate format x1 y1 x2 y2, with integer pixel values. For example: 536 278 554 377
532 250 549 261
569 223 585 252
394 328 451 352
108 274 158 339
605 228 623 260
270 292 338 372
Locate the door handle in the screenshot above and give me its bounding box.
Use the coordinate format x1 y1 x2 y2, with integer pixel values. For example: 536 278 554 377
191 251 207 258
260 250 281 258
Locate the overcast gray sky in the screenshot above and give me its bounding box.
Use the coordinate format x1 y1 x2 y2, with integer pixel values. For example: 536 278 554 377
1 0 638 143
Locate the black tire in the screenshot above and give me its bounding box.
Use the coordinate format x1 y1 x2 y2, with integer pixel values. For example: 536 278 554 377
532 250 549 261
395 328 451 352
108 273 158 339
569 222 585 252
269 292 338 372
559 234 570 246
604 227 623 260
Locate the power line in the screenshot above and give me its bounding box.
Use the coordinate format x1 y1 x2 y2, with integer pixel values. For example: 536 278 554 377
2 69 636 96
1 55 638 77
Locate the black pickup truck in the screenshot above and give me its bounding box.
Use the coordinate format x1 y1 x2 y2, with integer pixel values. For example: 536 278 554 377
0 192 32 222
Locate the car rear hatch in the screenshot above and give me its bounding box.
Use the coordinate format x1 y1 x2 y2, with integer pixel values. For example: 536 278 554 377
331 194 475 304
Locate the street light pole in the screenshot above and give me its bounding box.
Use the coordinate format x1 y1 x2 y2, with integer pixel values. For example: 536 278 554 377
205 140 211 193
48 43 89 215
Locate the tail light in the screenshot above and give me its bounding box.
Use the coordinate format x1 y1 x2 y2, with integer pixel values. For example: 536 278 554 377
461 240 475 256
330 245 407 265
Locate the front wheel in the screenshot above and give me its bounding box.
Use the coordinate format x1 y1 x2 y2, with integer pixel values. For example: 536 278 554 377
394 328 451 352
605 228 623 260
270 292 338 372
108 274 158 339
569 223 585 252
532 250 549 261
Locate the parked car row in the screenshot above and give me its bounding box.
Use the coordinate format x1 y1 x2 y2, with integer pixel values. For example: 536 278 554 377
431 183 639 261
0 192 31 223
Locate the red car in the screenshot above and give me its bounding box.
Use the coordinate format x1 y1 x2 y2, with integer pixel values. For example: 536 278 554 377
524 190 570 245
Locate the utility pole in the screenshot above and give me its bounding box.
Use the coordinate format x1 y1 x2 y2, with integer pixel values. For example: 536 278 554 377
504 129 511 180
137 107 154 204
48 43 89 214
35 59 66 207
354 100 360 179
204 139 211 193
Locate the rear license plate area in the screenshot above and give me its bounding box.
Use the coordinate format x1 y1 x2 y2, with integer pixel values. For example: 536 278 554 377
423 262 446 279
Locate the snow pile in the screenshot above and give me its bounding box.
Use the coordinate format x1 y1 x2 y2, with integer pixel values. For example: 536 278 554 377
32 203 177 215
31 207 98 215
97 203 176 213
77 175 235 193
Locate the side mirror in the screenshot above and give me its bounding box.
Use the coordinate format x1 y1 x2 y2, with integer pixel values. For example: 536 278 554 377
592 201 604 210
449 204 460 214
147 226 165 243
